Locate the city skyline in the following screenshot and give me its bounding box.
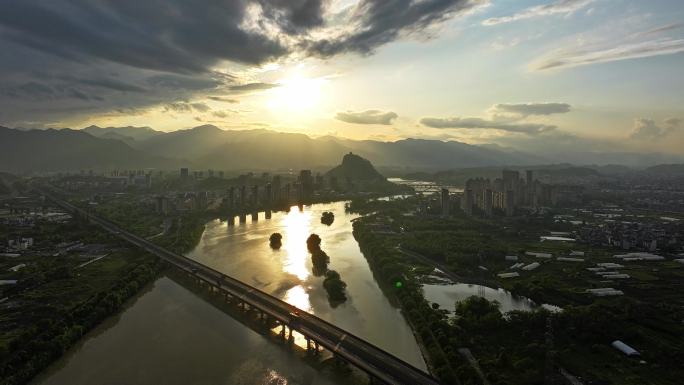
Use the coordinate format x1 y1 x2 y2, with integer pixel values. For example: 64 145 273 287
1 0 683 157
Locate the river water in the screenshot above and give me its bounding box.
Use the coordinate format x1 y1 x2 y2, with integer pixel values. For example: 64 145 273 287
34 201 426 385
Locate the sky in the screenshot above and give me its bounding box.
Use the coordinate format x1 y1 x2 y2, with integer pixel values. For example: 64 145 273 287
0 0 683 156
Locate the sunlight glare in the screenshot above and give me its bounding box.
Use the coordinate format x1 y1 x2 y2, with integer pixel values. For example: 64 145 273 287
267 75 326 115
281 206 312 281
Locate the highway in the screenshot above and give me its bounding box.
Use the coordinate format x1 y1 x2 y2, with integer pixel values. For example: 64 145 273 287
42 189 442 385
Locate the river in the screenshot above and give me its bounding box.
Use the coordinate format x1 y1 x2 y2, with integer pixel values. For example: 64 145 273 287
33 201 426 385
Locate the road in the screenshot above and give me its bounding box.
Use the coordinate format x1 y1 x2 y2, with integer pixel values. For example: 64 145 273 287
42 189 442 385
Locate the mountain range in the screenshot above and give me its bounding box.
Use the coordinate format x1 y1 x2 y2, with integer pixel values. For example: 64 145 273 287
0 124 682 174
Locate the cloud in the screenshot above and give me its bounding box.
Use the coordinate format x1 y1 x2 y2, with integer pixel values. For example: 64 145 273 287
164 101 211 114
257 0 327 35
211 110 234 119
0 0 488 126
68 77 147 93
420 116 555 134
207 96 240 103
483 0 592 26
229 82 280 92
491 102 571 116
536 38 684 71
335 110 398 125
190 102 211 112
630 118 680 140
0 81 103 102
0 1 292 73
533 23 684 71
306 0 488 57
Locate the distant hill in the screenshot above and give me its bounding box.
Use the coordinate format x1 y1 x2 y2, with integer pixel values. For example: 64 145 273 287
0 126 179 173
128 124 544 170
326 152 386 181
644 164 684 175
82 125 163 145
1 124 681 173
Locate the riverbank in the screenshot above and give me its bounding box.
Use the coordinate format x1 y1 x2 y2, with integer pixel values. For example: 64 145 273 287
352 220 464 384
0 246 165 385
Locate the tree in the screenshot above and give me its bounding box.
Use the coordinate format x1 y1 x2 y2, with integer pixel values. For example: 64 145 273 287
323 270 347 306
306 233 321 252
269 232 282 249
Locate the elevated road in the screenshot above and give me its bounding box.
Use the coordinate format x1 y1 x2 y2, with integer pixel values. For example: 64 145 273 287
42 189 442 385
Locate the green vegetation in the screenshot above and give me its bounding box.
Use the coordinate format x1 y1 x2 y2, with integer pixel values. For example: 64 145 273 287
351 198 684 385
320 211 334 225
0 220 164 385
323 270 347 306
269 232 283 249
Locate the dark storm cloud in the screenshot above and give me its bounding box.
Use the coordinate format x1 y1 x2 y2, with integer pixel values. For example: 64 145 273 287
258 0 328 34
0 81 103 102
63 76 147 93
0 0 288 74
0 0 484 125
306 0 484 57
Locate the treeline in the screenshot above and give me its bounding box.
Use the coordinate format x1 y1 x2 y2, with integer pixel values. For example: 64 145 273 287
353 221 467 384
0 258 165 385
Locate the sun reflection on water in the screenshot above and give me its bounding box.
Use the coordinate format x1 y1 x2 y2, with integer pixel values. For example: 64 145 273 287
281 206 311 281
283 285 312 313
272 285 313 349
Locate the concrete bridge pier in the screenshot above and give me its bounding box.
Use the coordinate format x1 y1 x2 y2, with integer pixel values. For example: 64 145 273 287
239 214 246 223
287 327 294 344
251 211 258 221
227 216 235 226
265 210 272 219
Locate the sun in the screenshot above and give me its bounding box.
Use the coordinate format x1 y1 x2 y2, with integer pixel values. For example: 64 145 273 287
267 75 326 115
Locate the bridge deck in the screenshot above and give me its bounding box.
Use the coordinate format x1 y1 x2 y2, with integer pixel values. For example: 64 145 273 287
42 190 442 385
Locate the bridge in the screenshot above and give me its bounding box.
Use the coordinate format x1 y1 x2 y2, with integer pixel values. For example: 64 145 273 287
41 189 442 385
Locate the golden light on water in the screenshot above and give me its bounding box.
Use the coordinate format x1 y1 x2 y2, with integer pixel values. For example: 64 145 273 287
281 206 312 281
283 285 312 313
275 207 316 349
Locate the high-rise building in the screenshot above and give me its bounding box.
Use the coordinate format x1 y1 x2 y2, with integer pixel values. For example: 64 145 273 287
155 196 169 214
484 189 493 217
461 189 474 215
315 173 324 190
180 168 189 178
505 190 515 217
251 185 259 205
299 170 313 202
265 183 272 205
440 188 450 217
226 187 235 209
239 185 246 207
272 175 281 202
